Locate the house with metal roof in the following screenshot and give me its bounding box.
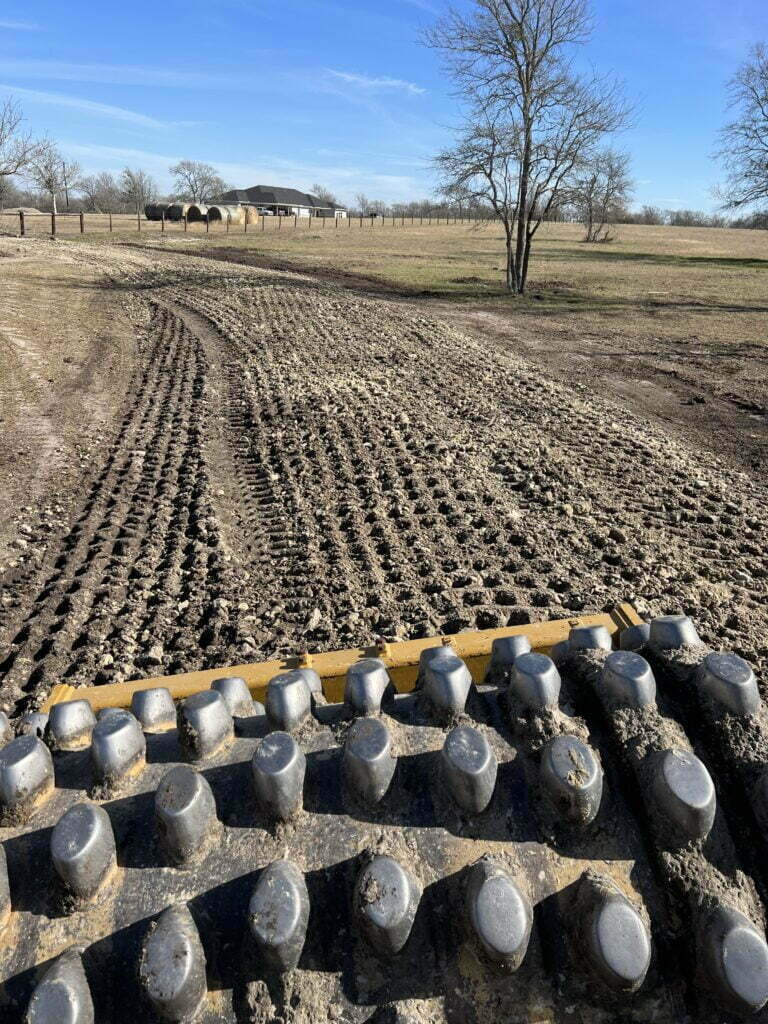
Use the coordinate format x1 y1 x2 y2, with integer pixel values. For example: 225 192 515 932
214 185 347 218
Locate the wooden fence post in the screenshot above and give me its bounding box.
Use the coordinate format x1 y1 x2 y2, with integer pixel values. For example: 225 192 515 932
80 212 85 234
294 214 297 229
278 214 282 230
262 215 265 231
184 215 187 232
109 212 113 232
137 210 141 232
226 215 230 233
19 211 25 236
206 215 209 234
161 212 165 233
51 212 56 237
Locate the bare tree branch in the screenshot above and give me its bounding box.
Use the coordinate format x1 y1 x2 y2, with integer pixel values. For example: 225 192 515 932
120 167 157 213
0 97 40 179
25 139 65 214
715 43 768 210
169 160 226 203
571 148 633 241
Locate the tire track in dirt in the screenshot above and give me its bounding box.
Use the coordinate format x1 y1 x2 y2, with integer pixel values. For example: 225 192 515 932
0 299 240 711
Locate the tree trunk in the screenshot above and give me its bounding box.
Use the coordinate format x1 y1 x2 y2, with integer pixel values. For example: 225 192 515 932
504 223 515 292
520 231 534 294
51 193 58 215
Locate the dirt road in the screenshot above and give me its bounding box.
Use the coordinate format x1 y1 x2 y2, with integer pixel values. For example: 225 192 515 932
0 237 766 718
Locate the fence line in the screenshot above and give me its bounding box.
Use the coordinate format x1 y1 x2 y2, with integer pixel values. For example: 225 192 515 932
0 210 497 240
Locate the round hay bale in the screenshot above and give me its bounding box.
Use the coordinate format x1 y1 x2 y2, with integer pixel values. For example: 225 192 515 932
245 206 260 224
166 203 190 222
144 202 171 221
206 205 245 225
186 204 208 223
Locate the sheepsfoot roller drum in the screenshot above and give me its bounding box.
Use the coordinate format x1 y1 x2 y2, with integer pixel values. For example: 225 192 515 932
3 607 768 1022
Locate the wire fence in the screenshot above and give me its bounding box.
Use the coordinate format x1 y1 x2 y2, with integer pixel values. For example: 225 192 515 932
0 210 492 239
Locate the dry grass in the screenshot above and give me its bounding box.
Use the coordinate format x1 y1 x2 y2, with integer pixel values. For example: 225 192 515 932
112 217 768 352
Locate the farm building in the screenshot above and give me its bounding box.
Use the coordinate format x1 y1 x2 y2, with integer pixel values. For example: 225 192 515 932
214 185 347 218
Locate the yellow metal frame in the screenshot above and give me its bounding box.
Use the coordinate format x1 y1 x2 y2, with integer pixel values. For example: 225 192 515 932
43 603 643 712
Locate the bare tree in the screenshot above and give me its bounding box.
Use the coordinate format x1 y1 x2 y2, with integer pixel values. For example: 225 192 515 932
60 158 82 211
427 0 631 293
169 160 226 203
311 183 338 206
637 204 666 225
715 43 768 210
26 140 66 214
0 175 23 211
571 149 633 241
120 167 157 213
0 97 39 182
355 193 371 215
77 172 121 212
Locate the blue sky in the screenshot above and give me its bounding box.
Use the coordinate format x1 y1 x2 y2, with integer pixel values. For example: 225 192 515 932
1 0 764 209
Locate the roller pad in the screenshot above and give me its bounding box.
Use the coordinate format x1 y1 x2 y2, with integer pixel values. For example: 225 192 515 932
90 710 146 788
51 802 116 901
489 634 531 671
600 651 657 709
569 625 613 653
345 658 392 715
17 712 49 739
697 652 760 716
344 717 396 805
47 700 96 752
423 650 472 719
139 903 207 1022
651 749 716 845
417 644 457 681
248 859 309 972
619 623 651 652
549 640 571 665
441 725 497 814
699 905 768 1015
177 691 233 761
354 854 422 956
131 688 176 733
0 735 54 824
649 614 701 650
266 671 312 731
510 653 561 710
540 734 603 826
26 947 94 1024
251 731 305 820
578 873 651 992
466 858 532 969
155 765 218 865
211 676 256 718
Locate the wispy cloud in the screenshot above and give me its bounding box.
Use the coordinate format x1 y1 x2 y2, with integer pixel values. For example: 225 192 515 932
400 0 440 15
0 18 39 30
325 69 426 96
0 59 258 90
3 86 167 128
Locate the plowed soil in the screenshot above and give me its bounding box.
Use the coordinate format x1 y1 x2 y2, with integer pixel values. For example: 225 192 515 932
0 236 767 720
